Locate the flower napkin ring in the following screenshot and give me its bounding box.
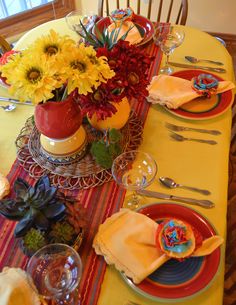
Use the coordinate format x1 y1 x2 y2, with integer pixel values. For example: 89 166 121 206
192 73 219 98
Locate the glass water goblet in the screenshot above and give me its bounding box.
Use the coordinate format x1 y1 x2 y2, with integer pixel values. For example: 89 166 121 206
26 243 82 305
111 150 157 210
66 10 96 37
153 24 185 74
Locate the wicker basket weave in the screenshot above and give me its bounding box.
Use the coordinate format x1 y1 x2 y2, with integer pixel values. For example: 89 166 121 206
16 111 143 190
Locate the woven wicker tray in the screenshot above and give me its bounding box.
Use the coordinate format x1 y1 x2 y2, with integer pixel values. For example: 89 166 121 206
16 111 143 190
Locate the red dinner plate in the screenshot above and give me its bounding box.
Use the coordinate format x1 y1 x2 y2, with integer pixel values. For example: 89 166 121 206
121 202 221 302
166 70 234 120
94 14 154 46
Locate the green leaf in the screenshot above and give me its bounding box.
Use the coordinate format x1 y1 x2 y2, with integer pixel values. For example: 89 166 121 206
14 213 34 237
91 141 113 169
34 211 50 231
34 176 50 190
109 128 122 143
42 202 66 219
13 178 30 199
0 199 26 220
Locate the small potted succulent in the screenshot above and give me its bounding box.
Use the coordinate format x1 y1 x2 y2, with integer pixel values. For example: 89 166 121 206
0 175 86 256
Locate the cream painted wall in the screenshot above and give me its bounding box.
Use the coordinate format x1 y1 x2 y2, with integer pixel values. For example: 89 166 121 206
76 0 236 34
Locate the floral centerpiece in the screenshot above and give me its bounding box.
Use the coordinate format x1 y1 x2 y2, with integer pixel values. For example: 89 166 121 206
0 30 114 104
79 40 151 122
0 25 152 163
0 30 115 159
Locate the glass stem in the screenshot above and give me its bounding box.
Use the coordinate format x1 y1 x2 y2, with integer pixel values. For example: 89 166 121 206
165 54 170 67
132 191 139 205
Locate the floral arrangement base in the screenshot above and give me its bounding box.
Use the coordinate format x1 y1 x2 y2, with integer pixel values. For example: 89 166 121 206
40 125 88 164
15 111 143 190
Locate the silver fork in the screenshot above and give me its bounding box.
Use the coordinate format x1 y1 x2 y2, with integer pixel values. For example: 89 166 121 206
165 122 221 135
170 132 217 145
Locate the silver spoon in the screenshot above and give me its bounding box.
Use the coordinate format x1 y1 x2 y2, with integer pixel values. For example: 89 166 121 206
0 104 16 111
185 56 224 66
159 176 211 195
170 132 217 145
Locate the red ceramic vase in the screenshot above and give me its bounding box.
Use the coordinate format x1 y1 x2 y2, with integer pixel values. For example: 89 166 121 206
34 94 82 139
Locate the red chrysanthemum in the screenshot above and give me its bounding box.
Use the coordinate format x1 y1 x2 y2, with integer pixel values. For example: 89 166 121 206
79 40 152 120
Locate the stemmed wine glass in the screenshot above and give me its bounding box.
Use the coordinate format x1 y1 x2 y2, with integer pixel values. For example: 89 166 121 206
111 150 157 210
66 10 96 37
26 243 82 305
153 24 185 74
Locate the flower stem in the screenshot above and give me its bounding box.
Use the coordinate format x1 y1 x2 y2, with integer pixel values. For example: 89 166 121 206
61 86 68 101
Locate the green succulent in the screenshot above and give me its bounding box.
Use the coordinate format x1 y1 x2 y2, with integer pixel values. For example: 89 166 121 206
0 176 66 237
49 221 75 244
79 21 133 49
91 128 122 169
23 228 46 252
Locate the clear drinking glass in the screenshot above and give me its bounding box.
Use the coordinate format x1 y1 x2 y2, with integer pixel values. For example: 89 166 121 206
111 150 157 210
153 24 185 74
65 10 96 37
26 243 82 305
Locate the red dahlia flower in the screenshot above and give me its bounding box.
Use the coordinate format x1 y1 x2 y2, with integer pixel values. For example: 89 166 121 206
79 40 152 120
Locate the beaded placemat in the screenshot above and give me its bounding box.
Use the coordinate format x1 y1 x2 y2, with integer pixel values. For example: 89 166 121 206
15 111 143 190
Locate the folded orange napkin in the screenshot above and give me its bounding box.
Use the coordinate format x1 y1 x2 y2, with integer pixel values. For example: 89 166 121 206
147 74 235 109
93 209 223 284
0 173 10 199
107 21 143 45
0 267 40 305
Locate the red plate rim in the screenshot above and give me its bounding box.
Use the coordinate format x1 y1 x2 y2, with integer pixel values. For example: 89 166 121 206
166 69 233 120
121 202 222 302
94 14 154 46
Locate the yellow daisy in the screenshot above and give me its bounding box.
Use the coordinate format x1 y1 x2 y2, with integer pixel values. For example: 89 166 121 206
28 29 76 59
7 54 64 104
79 43 115 85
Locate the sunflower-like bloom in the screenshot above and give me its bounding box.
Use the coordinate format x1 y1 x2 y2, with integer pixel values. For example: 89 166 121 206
0 52 22 84
79 43 115 83
64 43 114 95
4 54 65 104
28 29 76 59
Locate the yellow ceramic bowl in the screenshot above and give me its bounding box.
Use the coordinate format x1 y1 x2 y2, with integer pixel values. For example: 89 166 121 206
40 125 86 157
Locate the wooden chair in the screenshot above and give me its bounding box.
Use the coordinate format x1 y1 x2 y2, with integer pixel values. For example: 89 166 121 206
98 0 188 25
0 35 12 55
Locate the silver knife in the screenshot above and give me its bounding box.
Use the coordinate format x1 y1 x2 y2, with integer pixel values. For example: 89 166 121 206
137 189 214 208
169 62 226 73
0 97 33 105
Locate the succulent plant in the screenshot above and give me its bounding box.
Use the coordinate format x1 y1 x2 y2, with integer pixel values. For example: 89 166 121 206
49 221 75 244
0 176 66 237
22 228 46 253
79 21 133 49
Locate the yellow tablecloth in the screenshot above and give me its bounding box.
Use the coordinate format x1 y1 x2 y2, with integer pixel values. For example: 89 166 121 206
0 18 235 305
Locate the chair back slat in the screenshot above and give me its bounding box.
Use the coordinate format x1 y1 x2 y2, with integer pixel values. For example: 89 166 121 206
0 36 12 55
137 0 141 14
147 0 153 19
98 0 188 25
166 0 174 22
106 0 110 15
157 0 163 22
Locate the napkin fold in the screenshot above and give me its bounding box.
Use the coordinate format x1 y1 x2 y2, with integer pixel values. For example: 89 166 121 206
107 21 143 45
0 267 40 305
147 74 235 109
0 173 10 199
93 209 223 284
